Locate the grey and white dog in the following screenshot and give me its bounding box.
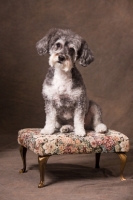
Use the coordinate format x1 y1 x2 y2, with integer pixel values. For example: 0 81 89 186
36 28 107 136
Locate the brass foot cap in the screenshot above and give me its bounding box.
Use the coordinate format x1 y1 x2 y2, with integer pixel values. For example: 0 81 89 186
121 176 126 181
19 169 26 173
38 182 45 188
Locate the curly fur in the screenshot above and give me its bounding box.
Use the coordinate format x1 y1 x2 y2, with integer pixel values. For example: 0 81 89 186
36 28 107 136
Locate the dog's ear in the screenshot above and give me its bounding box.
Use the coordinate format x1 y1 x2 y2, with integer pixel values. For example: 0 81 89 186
78 40 94 67
36 28 58 56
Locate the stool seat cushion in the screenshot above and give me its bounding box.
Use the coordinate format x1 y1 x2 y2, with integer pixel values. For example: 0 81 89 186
18 128 129 156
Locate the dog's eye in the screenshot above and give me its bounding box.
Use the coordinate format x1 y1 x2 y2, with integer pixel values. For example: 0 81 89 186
56 43 61 48
69 47 75 55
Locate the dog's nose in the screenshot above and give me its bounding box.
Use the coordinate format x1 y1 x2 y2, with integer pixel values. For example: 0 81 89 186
58 55 65 62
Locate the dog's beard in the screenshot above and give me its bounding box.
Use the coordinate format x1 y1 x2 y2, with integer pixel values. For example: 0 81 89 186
49 54 73 72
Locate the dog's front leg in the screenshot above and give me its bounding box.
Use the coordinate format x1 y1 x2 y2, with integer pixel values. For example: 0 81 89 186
74 109 86 137
40 103 57 135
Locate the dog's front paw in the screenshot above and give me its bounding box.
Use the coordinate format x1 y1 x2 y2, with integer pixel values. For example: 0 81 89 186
60 125 74 133
75 129 86 137
95 123 107 133
40 128 54 135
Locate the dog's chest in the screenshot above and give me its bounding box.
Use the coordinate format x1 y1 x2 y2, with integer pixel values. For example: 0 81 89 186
43 69 81 106
53 74 72 96
44 76 72 102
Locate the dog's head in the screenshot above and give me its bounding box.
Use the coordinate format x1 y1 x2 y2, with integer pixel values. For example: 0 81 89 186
36 28 94 71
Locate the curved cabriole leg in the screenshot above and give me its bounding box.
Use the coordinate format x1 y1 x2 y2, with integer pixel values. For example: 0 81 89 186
117 153 127 181
95 153 101 168
19 145 27 173
38 155 50 188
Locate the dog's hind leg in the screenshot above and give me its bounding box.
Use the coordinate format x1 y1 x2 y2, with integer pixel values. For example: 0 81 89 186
85 100 107 133
94 122 107 133
60 125 74 133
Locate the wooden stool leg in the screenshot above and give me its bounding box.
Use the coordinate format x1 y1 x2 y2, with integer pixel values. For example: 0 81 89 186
19 145 27 173
38 155 50 188
117 153 127 181
95 153 101 168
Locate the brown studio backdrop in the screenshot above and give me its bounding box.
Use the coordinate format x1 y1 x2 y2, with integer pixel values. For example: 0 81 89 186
0 0 133 145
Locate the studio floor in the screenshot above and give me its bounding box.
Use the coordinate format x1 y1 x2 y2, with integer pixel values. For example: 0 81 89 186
0 131 133 200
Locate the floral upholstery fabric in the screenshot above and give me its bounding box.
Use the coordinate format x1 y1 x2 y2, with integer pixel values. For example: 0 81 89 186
18 129 129 156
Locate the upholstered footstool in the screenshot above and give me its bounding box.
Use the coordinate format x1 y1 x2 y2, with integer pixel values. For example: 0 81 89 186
18 128 129 188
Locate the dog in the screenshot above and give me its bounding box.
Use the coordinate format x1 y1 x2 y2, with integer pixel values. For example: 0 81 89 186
36 28 107 136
